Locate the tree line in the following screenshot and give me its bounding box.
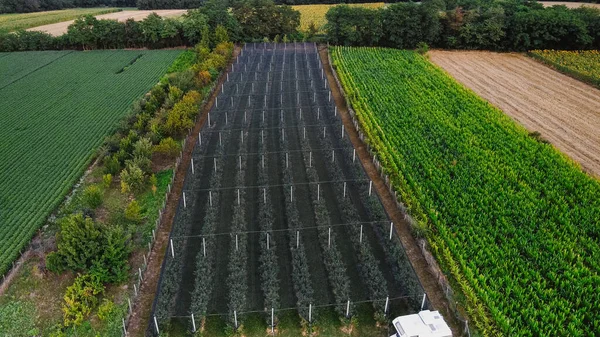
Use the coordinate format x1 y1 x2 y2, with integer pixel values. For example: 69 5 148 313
325 0 600 51
0 0 301 51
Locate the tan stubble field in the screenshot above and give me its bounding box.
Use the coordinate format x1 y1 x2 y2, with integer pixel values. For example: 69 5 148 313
429 50 600 178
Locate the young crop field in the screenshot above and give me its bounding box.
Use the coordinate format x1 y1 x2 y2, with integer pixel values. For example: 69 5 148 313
0 49 181 277
292 3 384 34
529 49 600 87
331 46 600 336
0 7 120 31
150 43 427 336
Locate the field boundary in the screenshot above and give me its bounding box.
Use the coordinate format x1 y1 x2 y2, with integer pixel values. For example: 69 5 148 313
125 45 241 337
321 45 467 336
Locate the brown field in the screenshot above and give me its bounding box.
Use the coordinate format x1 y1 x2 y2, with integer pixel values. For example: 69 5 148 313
27 9 186 36
429 50 600 178
540 1 600 8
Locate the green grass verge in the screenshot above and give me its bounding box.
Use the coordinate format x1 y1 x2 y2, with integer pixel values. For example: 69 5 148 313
0 8 121 31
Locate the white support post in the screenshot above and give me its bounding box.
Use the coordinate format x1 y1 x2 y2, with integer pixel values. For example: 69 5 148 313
203 237 206 257
262 130 264 144
191 158 194 175
346 300 350 318
353 149 356 162
332 150 335 162
385 296 389 314
128 298 132 314
296 231 299 248
192 313 197 333
263 110 265 122
262 155 265 169
286 153 289 168
303 127 306 139
317 107 320 119
134 284 138 296
236 234 239 251
214 157 217 173
238 189 241 205
208 112 211 126
219 132 222 146
313 92 316 102
234 310 238 328
300 108 302 120
222 83 224 93
199 132 202 146
309 151 312 167
239 156 242 170
226 112 228 125
154 316 160 335
264 188 266 204
170 239 175 258
282 128 285 142
271 308 275 335
317 184 320 201
341 125 344 138
421 293 427 310
343 181 347 198
290 186 293 203
328 227 331 247
123 318 127 336
245 110 247 122
143 253 147 267
215 97 218 108
227 73 229 82
328 91 331 102
209 191 213 207
360 225 363 243
152 229 156 241
309 304 312 323
335 106 337 116
267 233 270 250
183 192 187 209
369 181 373 196
389 222 394 240
241 130 244 144
323 126 326 138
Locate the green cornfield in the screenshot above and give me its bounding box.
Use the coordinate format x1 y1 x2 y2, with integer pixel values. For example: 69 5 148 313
0 49 181 276
331 46 600 336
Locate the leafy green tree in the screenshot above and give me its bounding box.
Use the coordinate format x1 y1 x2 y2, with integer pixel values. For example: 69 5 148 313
182 9 209 45
82 185 103 209
63 273 104 327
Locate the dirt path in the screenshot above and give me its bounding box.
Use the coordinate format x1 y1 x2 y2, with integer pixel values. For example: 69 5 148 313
319 46 462 336
429 50 600 179
126 46 240 337
27 10 186 36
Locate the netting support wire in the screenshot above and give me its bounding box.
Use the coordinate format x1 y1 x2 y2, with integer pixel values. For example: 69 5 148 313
122 318 127 336
359 225 363 243
389 222 394 240
183 192 187 209
421 293 427 311
346 300 351 318
170 239 175 258
154 316 160 335
369 181 373 196
385 296 389 314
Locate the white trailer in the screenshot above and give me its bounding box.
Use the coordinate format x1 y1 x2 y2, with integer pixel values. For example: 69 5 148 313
389 310 452 337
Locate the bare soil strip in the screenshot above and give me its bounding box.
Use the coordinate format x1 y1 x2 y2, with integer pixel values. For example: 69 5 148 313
27 10 186 36
540 1 600 8
429 50 600 179
320 46 461 335
126 46 240 337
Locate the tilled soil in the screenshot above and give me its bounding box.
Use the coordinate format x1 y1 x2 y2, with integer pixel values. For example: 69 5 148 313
429 50 600 179
126 46 241 337
27 10 186 36
319 46 462 335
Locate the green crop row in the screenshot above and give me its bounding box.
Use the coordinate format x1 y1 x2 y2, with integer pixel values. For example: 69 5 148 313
331 46 600 336
0 50 182 277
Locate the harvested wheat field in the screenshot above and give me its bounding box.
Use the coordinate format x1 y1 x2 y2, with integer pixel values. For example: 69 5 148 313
429 50 600 178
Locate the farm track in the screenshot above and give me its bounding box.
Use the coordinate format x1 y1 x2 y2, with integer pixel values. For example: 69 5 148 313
429 50 600 179
125 46 242 337
320 46 462 335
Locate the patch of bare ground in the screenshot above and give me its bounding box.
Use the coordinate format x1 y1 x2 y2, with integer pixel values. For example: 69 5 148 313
126 45 241 337
429 50 600 179
319 45 462 336
540 1 600 8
